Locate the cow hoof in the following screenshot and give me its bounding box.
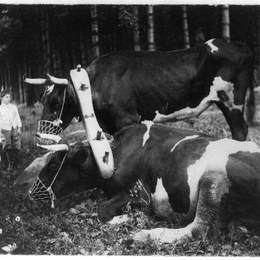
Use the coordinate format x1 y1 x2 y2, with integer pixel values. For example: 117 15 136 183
108 214 129 225
133 228 190 244
132 230 151 242
133 228 166 242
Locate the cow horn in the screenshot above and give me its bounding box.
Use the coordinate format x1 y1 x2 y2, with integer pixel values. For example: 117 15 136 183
14 151 54 186
24 77 47 85
66 130 86 137
36 143 69 151
47 74 69 85
67 139 89 147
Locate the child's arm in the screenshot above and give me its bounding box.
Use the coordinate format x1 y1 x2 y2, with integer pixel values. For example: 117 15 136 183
13 105 22 132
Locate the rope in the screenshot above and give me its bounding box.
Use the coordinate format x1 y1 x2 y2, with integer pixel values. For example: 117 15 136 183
49 152 68 188
58 88 67 121
28 151 68 208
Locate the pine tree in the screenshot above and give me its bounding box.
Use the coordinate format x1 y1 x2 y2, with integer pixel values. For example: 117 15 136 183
147 5 155 51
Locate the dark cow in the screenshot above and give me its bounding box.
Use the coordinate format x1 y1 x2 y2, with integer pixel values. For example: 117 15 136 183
25 38 254 141
16 123 260 243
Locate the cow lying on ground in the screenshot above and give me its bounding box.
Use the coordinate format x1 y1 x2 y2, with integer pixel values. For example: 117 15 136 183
25 38 254 141
16 123 260 243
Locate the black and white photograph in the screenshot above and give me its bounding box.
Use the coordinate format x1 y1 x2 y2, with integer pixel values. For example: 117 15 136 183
0 1 260 255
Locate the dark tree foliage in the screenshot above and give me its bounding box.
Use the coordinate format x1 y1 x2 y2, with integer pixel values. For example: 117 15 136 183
0 4 257 105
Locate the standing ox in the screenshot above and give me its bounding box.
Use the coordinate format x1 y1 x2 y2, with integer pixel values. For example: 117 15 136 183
25 38 254 141
16 123 260 243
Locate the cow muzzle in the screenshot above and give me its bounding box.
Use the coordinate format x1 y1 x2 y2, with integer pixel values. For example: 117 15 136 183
36 120 63 146
28 177 56 208
28 148 68 208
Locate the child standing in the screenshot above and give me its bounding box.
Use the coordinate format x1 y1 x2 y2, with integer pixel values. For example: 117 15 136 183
0 90 22 171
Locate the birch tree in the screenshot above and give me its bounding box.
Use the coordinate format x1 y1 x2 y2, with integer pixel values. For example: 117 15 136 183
254 8 260 85
147 5 155 51
133 6 141 51
40 7 51 73
182 5 190 48
90 5 100 58
222 5 230 42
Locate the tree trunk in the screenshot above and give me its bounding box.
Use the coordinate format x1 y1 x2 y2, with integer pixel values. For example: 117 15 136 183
80 31 87 66
18 65 23 103
254 7 260 86
26 65 33 106
0 71 3 90
6 57 11 92
90 5 100 58
222 5 230 42
147 5 155 51
51 35 58 75
182 5 190 48
40 8 51 74
0 70 5 90
133 6 141 51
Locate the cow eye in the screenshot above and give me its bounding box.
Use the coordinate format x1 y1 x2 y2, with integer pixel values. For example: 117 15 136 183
49 162 58 172
47 100 60 114
52 101 60 109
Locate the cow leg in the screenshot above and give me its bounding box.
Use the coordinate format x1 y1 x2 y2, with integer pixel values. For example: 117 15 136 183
133 170 229 243
216 102 247 141
153 100 212 123
98 191 131 222
114 110 141 132
217 67 253 141
215 65 251 141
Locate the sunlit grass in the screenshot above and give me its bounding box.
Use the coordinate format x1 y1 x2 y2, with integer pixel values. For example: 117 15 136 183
18 102 260 149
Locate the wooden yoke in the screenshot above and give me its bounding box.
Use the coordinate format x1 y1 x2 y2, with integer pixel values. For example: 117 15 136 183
70 65 114 179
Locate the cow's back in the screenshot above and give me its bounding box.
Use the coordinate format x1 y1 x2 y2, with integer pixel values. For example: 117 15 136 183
85 39 253 137
111 123 211 213
86 47 210 128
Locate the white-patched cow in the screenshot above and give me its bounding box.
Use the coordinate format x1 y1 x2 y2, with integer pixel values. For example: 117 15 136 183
16 123 260 243
25 38 254 141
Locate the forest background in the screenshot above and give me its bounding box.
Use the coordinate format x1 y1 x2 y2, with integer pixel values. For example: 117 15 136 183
0 4 259 105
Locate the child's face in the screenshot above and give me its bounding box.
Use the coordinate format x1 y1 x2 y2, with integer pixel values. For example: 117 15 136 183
1 94 11 104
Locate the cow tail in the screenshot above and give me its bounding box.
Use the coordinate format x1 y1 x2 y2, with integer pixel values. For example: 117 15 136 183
245 67 255 126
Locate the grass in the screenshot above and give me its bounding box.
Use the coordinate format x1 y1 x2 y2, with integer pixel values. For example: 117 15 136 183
0 104 260 255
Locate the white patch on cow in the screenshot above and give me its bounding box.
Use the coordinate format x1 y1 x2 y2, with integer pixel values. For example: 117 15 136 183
232 104 243 111
108 214 129 225
170 135 199 152
205 39 218 53
187 138 260 206
202 76 242 111
151 178 171 217
152 178 168 202
46 85 55 95
141 120 154 146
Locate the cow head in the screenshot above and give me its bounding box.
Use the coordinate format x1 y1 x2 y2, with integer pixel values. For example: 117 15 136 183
24 74 81 130
15 142 102 203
